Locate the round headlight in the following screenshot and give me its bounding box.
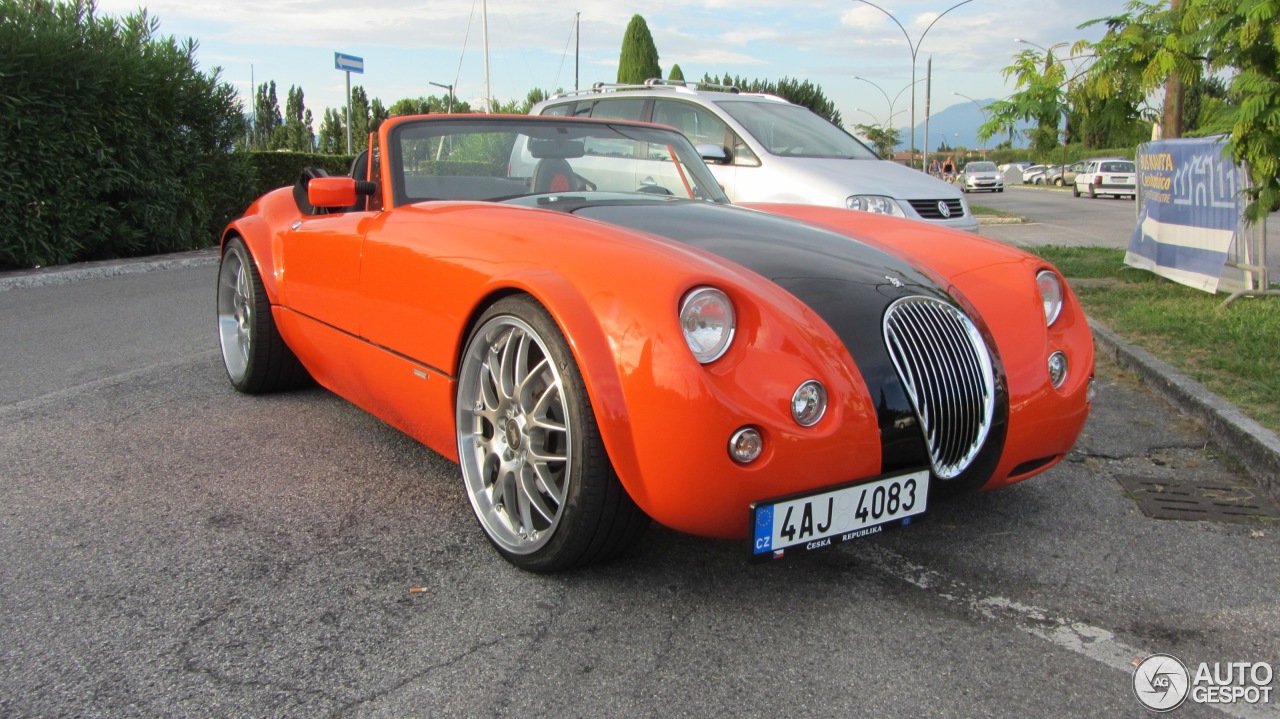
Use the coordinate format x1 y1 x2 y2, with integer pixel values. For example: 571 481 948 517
791 380 828 426
1037 269 1064 326
1048 351 1068 388
729 427 763 464
679 287 736 363
846 195 906 217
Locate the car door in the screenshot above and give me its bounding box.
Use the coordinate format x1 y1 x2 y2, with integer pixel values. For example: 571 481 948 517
651 99 742 200
279 192 372 335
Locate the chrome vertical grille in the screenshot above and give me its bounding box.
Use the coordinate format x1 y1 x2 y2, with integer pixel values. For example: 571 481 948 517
883 297 995 478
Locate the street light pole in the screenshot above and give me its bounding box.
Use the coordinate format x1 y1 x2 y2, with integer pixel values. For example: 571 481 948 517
952 91 987 151
850 0 976 170
852 75 921 131
428 81 454 114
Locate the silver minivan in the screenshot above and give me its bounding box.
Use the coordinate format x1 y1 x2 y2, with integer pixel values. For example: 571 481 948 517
531 81 978 232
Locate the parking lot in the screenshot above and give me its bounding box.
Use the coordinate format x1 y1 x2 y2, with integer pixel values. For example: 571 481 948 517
2 194 1277 717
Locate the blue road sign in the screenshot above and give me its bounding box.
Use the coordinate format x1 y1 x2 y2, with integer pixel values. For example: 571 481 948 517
334 52 364 74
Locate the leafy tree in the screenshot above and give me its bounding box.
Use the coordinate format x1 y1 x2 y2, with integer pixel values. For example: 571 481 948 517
253 80 282 150
388 95 473 115
370 97 389 135
669 64 685 82
1081 0 1280 221
317 107 345 154
0 0 252 267
389 97 432 116
700 73 843 125
349 85 371 146
272 85 314 152
978 49 1069 154
852 123 901 158
617 15 661 84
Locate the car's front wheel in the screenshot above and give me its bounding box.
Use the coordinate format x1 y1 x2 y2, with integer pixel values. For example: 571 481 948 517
216 238 310 393
456 296 648 572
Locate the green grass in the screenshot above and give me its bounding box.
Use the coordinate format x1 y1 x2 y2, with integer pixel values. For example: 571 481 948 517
1028 245 1280 433
968 203 1020 219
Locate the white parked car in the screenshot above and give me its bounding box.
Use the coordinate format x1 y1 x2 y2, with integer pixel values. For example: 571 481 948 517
531 80 978 232
1073 158 1137 199
958 161 1004 193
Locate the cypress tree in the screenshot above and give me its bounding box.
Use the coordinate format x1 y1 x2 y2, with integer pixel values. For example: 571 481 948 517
617 15 661 84
669 63 685 82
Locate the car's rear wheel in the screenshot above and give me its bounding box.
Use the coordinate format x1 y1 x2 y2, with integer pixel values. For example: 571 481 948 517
456 296 648 572
1073 184 1080 197
216 238 310 393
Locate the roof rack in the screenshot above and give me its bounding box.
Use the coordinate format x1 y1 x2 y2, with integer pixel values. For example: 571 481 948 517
546 78 745 101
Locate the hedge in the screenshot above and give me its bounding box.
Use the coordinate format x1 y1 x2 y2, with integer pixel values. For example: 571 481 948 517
1 0 253 270
247 151 357 202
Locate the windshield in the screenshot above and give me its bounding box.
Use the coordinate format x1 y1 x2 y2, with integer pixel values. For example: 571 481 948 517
966 162 997 172
387 117 729 207
1101 161 1134 173
714 101 879 160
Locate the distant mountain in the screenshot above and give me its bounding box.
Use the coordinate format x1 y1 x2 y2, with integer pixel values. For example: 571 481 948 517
886 99 1031 152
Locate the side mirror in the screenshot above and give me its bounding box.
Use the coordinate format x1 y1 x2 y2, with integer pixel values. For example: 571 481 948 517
308 177 359 208
695 143 730 165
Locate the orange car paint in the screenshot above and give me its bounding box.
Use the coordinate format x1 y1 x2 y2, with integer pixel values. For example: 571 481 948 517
222 117 1093 540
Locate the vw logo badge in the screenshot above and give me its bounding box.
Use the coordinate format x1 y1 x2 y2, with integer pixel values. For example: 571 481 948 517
937 201 951 218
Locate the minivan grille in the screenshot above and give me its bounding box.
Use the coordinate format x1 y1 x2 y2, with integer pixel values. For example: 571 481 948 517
883 297 995 478
908 198 965 220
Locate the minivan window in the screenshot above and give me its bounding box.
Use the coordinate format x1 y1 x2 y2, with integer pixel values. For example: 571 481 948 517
715 101 879 160
590 99 646 121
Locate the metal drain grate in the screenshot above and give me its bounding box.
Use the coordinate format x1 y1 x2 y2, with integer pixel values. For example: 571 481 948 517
1116 475 1280 523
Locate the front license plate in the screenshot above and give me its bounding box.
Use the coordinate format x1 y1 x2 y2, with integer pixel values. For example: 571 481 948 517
750 470 929 558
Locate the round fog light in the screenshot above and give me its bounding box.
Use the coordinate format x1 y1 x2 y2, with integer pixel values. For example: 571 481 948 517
729 427 763 464
791 380 828 427
1048 351 1068 389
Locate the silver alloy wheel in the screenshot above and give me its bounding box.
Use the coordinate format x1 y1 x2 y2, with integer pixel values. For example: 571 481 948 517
217 247 252 383
457 315 572 555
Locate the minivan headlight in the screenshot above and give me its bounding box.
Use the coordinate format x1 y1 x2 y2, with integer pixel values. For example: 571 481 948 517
846 195 906 217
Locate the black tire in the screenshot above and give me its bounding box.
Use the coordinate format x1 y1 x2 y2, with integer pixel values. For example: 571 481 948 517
455 295 649 572
1073 184 1080 198
216 238 311 393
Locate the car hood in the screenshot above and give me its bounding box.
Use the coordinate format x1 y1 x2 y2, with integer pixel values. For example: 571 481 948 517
768 157 963 200
559 198 1008 483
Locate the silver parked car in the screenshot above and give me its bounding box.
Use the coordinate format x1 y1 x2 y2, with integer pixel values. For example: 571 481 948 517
1022 164 1051 184
531 80 978 232
958 161 1004 193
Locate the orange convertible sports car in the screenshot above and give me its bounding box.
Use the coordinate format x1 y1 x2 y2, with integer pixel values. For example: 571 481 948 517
217 114 1094 572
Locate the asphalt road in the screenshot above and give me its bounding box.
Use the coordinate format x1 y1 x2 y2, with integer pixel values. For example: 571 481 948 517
974 185 1280 282
2 221 1278 716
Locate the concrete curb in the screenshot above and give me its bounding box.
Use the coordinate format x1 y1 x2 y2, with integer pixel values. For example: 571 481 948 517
0 247 219 291
1089 318 1280 500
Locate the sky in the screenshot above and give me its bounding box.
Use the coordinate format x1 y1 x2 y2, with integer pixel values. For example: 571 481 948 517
93 0 1120 136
